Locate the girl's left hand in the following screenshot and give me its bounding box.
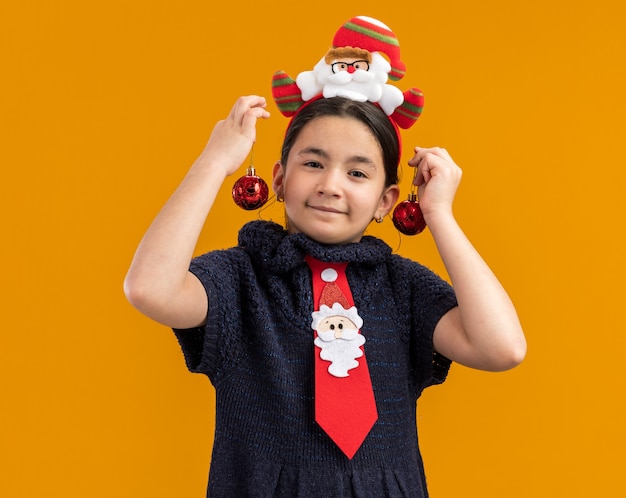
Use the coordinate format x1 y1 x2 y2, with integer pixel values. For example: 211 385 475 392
408 146 462 220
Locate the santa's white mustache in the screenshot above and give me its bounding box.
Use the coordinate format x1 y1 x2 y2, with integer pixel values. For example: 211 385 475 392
326 70 374 85
316 327 360 342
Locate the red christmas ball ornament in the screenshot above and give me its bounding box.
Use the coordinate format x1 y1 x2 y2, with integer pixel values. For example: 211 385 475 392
392 193 426 235
232 167 269 210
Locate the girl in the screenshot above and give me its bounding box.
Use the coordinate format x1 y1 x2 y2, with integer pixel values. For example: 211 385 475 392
124 95 526 497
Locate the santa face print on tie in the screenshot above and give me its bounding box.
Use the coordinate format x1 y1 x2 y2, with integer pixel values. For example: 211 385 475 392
312 298 365 378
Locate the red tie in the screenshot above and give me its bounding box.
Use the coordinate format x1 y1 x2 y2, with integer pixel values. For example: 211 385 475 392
306 256 378 459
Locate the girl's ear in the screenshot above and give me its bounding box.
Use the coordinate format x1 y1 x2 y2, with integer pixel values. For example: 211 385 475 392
272 161 285 199
377 184 400 218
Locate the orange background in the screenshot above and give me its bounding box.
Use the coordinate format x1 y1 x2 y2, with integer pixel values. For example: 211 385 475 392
2 1 625 496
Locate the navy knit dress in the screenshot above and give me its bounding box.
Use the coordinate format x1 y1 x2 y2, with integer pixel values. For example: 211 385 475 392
173 220 457 497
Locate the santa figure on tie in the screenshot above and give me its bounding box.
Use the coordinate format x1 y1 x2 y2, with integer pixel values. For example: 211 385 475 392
311 267 366 378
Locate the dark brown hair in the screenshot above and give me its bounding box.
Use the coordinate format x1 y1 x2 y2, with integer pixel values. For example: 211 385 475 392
280 97 400 187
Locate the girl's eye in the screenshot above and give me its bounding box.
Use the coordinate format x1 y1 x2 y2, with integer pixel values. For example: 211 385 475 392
304 161 322 169
349 170 367 178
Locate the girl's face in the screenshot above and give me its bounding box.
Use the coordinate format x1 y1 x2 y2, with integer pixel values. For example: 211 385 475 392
273 115 399 245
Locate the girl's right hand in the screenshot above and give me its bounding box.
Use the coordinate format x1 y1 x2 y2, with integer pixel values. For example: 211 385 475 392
197 95 271 177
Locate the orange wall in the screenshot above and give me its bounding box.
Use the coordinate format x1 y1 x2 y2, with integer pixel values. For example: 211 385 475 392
2 1 625 496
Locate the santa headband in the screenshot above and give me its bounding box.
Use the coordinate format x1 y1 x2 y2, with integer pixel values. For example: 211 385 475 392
271 15 425 131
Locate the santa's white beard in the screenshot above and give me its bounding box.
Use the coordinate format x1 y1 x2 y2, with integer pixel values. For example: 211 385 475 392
315 328 366 378
322 70 383 102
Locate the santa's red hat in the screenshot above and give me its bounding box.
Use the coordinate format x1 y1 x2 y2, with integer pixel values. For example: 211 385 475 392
311 268 363 330
331 16 406 81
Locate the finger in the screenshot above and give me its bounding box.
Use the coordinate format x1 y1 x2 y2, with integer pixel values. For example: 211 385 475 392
411 146 452 162
408 146 437 170
229 96 269 126
241 105 271 133
424 147 454 165
414 157 431 186
417 162 431 185
407 146 424 167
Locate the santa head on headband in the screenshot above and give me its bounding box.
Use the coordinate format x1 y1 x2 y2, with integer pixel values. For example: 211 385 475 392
272 16 425 129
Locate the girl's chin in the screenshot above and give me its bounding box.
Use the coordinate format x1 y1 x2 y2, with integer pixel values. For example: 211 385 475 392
285 217 369 245
301 230 363 245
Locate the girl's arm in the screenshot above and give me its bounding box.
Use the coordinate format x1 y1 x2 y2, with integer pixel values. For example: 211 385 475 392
124 96 270 329
411 147 527 372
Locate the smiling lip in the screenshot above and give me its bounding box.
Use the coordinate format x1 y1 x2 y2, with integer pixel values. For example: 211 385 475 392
308 204 343 214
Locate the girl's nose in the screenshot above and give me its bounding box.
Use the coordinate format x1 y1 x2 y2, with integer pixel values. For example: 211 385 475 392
317 170 342 197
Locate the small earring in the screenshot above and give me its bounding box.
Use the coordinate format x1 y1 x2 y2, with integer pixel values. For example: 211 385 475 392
276 195 284 203
232 145 269 210
375 215 384 224
392 168 426 235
